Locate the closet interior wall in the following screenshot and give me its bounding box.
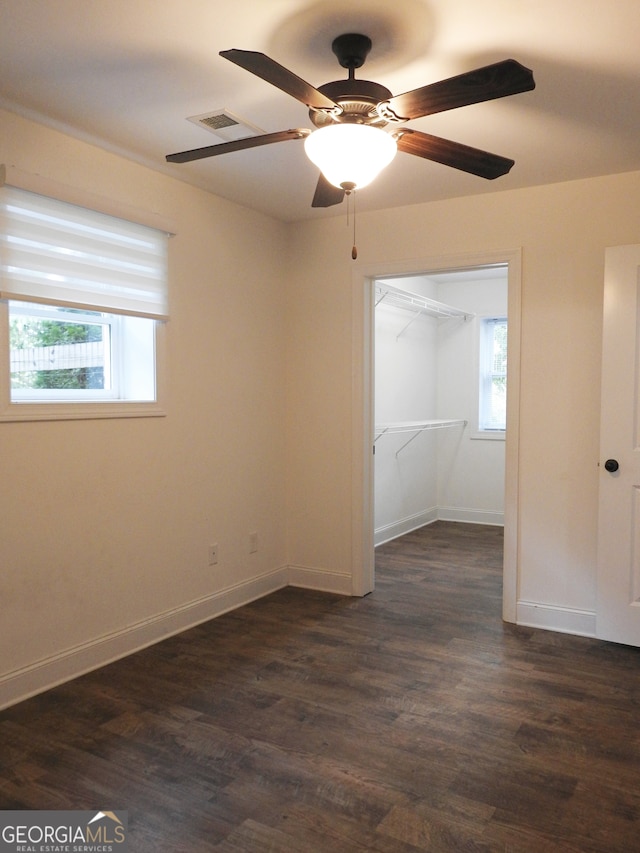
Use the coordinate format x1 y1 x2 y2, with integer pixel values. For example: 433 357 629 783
374 271 507 546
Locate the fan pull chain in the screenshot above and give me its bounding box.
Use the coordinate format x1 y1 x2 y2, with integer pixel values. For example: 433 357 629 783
351 189 357 260
342 182 358 260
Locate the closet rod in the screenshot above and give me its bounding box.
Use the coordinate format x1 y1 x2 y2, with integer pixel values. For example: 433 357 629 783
374 419 468 452
388 419 467 455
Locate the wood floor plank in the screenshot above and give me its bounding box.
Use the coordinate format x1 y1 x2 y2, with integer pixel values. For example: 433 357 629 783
2 521 640 851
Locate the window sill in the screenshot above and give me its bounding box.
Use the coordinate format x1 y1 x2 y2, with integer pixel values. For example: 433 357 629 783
0 400 166 423
470 431 506 441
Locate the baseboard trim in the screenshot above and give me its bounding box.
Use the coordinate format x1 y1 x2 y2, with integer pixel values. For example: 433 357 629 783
516 600 596 638
0 567 290 711
1 575 598 710
375 508 504 545
374 509 438 546
437 507 504 526
287 564 353 595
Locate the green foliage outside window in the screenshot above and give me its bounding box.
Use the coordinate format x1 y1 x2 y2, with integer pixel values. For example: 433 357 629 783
10 312 104 390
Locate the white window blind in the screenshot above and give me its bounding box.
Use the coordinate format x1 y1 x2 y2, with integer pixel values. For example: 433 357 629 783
0 185 168 319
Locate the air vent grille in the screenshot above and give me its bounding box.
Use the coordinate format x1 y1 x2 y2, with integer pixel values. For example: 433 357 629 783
187 109 265 142
200 114 239 131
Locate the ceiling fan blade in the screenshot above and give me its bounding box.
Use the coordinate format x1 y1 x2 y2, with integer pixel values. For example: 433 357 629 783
166 128 310 164
384 59 534 121
395 129 514 179
311 173 345 208
220 49 340 113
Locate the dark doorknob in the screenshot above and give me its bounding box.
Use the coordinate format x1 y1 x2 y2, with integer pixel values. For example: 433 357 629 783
604 459 619 472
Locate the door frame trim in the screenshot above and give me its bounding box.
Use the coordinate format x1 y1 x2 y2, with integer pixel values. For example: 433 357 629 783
351 249 522 623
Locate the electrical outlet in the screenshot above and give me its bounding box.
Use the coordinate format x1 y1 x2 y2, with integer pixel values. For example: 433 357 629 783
249 532 258 554
208 544 218 565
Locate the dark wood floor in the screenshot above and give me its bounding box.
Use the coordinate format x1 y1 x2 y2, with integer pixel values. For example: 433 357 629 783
2 521 639 851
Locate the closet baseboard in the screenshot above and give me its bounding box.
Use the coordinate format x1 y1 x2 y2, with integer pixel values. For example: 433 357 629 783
375 507 504 546
374 510 438 546
437 507 504 526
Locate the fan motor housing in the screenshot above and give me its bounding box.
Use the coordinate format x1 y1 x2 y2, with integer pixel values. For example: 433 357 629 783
310 79 393 128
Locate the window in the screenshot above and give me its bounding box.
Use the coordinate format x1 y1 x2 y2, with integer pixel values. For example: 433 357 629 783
479 317 507 432
0 184 168 420
9 302 156 401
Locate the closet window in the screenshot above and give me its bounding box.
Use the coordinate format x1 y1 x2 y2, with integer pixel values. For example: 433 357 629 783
479 317 507 432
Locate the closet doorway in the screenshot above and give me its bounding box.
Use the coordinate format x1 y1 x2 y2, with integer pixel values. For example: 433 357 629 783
374 266 508 544
352 251 521 623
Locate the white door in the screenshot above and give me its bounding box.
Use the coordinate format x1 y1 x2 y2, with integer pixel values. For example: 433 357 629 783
597 244 640 645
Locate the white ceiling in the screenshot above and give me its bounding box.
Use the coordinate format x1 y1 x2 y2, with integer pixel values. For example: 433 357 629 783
1 0 639 223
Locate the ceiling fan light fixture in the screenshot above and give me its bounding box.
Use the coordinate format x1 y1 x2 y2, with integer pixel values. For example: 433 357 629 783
304 123 397 191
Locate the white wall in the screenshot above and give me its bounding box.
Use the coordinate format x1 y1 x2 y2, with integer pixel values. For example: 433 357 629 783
436 276 507 524
374 285 439 542
0 108 291 707
286 169 640 637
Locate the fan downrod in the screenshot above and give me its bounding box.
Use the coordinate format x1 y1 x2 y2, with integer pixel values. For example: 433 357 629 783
331 34 372 71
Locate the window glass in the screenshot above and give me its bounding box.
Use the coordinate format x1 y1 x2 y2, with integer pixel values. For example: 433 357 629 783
8 301 155 402
479 317 507 431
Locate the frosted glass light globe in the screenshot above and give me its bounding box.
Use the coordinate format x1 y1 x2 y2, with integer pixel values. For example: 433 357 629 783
304 123 397 190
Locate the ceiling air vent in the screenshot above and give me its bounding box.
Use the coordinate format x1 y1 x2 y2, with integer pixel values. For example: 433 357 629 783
187 109 265 142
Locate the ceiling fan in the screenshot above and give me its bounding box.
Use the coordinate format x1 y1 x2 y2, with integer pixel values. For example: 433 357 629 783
166 33 535 208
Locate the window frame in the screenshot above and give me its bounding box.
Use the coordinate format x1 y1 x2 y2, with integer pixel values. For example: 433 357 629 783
0 172 169 422
472 315 507 441
0 301 166 421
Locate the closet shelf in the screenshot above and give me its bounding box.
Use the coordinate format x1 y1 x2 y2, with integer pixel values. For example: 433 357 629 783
375 419 468 455
375 281 474 323
375 419 467 437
